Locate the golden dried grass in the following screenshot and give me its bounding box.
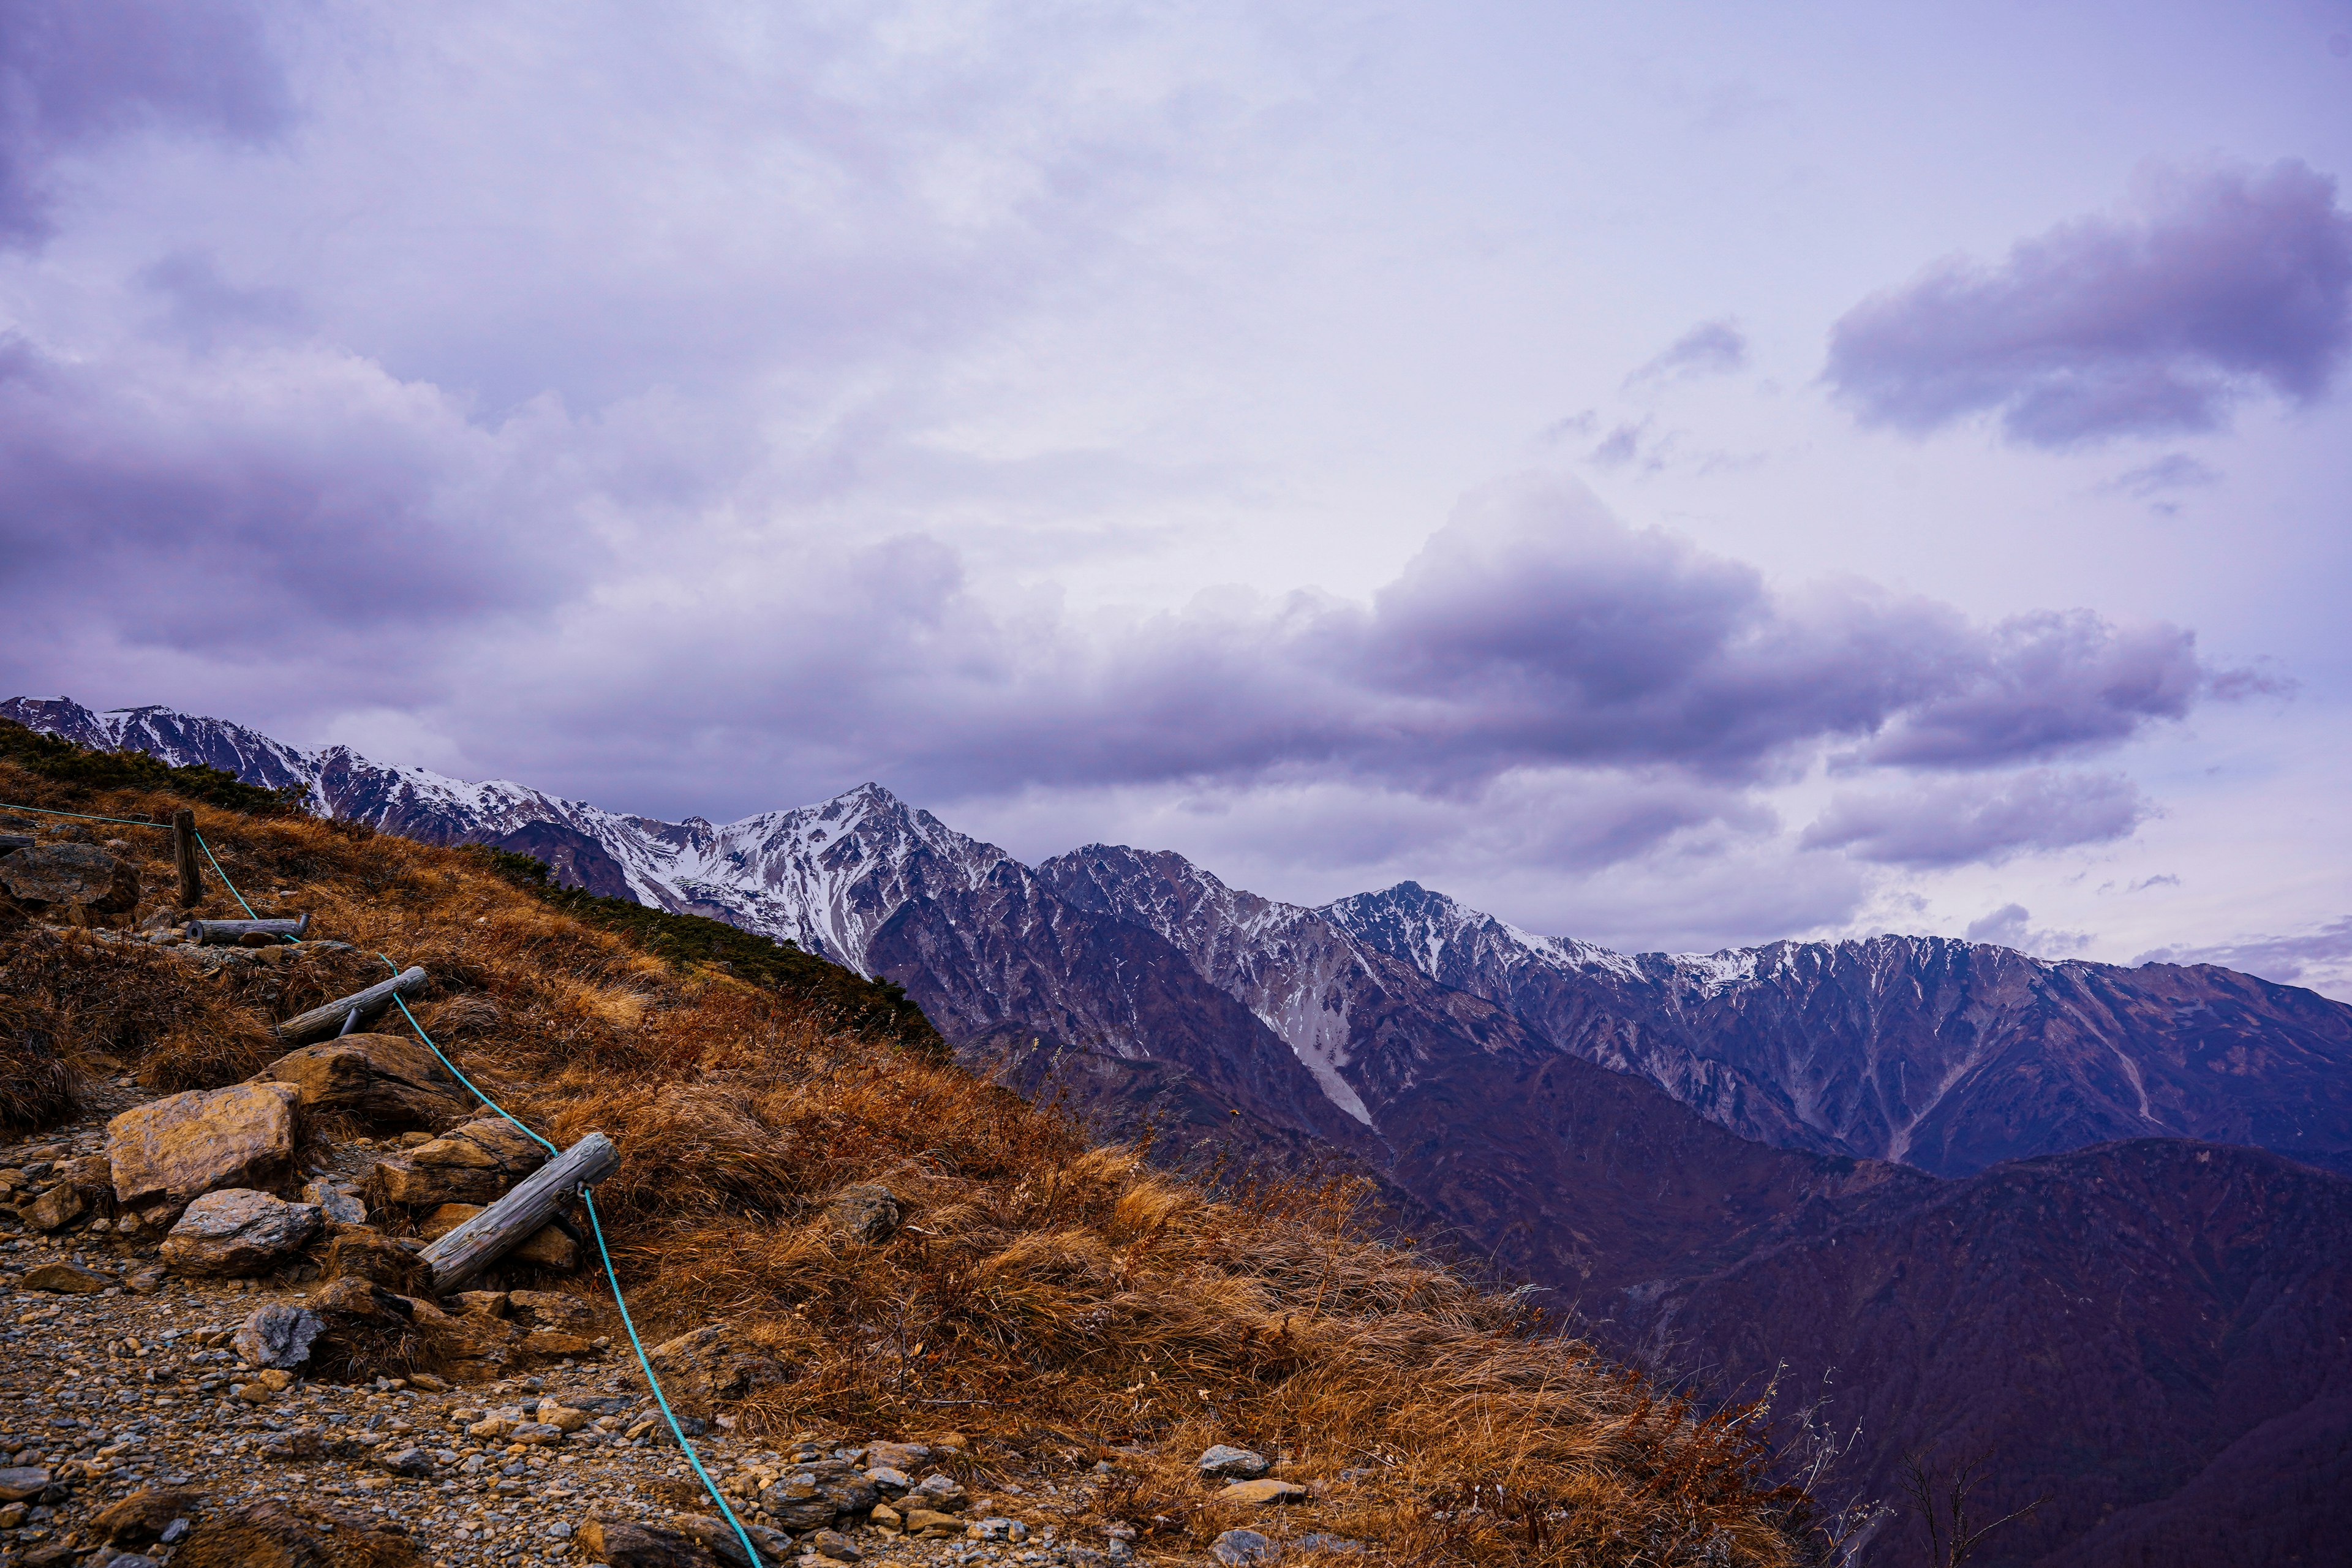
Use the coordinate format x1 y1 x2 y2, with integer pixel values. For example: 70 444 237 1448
0 761 1828 1566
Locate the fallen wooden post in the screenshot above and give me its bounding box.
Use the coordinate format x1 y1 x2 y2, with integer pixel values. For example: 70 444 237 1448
170 809 203 908
418 1131 620 1291
186 914 311 945
275 965 427 1044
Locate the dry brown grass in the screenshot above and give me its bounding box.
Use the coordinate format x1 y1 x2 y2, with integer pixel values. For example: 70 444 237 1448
0 761 1831 1566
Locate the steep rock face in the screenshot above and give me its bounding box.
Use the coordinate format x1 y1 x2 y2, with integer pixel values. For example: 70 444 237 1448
864 862 1381 1161
1615 1140 2352 1568
1032 844 1923 1292
1040 844 1539 1127
1325 882 2352 1176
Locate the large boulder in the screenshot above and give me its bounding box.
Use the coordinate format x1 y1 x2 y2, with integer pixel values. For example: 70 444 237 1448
253 1034 468 1129
579 1519 718 1568
644 1322 790 1411
0 843 139 913
92 1488 204 1547
320 1229 434 1293
108 1083 301 1216
173 1499 423 1568
371 1115 545 1207
675 1517 796 1568
159 1189 323 1277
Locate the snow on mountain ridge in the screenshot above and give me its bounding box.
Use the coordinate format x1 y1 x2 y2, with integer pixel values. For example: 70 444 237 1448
0 697 1013 977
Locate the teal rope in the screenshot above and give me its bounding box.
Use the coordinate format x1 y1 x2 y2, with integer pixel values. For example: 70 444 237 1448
372 954 762 1568
0 801 168 829
192 829 258 920
584 1191 769 1568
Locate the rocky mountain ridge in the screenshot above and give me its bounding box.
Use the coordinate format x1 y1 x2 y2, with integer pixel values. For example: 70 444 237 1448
11 696 2350 1183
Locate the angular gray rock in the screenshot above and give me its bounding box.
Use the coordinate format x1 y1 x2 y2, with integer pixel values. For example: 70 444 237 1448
909 1472 969 1513
233 1303 326 1369
1196 1444 1270 1479
1210 1530 1275 1565
300 1177 367 1226
158 1188 323 1276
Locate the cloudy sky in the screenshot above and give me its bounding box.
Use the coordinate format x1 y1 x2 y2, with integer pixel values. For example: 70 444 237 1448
3 0 2349 994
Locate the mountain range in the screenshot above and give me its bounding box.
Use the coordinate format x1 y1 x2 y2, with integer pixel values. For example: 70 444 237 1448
10 693 2352 1566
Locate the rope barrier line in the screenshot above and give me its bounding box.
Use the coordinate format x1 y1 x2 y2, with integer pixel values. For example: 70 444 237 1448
0 800 170 829
0 797 259 921
375 953 767 1568
193 829 259 921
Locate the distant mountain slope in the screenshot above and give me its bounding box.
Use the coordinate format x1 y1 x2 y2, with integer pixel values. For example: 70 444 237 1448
16 693 2352 1564
1326 881 2352 1176
1616 1139 2352 1568
15 695 2352 1184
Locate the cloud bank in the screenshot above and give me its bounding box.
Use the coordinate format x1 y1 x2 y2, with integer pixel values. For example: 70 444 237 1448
1827 160 2352 446
0 0 287 246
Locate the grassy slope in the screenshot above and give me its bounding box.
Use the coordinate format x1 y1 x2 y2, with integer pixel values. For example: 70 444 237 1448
0 745 1830 1567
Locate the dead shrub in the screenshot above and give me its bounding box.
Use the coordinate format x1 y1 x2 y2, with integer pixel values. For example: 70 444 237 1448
0 992 78 1131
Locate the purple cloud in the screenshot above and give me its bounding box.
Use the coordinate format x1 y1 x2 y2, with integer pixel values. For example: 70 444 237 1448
1857 611 2220 767
2136 916 2352 987
1826 160 2352 446
0 0 288 246
0 431 2240 818
1625 320 1747 386
1962 902 2092 957
1800 771 2148 867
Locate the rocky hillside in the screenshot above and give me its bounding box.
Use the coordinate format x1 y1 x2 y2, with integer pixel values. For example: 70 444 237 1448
0 739 1836 1568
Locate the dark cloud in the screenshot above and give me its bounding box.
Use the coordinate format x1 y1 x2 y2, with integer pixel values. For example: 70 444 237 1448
0 418 2241 826
1826 160 2352 446
1962 902 2092 957
445 477 2241 815
1626 320 1747 386
1800 771 2147 867
0 0 288 246
2136 916 2352 988
0 336 598 682
1856 612 2216 767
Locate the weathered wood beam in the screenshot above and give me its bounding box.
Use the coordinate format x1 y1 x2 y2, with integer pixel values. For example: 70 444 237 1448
275 965 427 1044
170 808 203 908
186 914 311 945
418 1131 619 1292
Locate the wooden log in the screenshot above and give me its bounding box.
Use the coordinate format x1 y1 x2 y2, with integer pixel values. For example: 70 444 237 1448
0 834 32 853
170 809 203 908
419 1131 619 1292
274 966 427 1044
185 915 311 945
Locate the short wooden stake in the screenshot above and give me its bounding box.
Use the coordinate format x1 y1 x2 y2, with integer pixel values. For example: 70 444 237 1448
170 809 203 908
